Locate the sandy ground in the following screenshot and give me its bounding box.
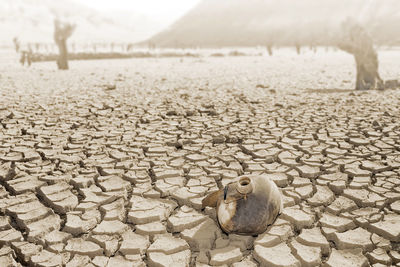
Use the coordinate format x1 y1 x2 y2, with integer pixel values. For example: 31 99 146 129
0 50 400 266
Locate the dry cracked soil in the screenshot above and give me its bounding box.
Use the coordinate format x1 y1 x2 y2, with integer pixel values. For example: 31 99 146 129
0 50 400 267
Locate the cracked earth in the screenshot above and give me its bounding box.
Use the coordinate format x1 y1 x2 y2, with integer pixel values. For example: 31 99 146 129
0 51 400 266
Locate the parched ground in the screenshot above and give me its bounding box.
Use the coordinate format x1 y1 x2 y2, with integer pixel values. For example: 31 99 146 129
1 50 400 266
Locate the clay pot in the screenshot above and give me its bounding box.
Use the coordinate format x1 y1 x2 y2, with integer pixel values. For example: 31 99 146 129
202 175 282 235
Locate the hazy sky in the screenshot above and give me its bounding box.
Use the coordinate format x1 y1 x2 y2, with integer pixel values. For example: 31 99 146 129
75 0 201 23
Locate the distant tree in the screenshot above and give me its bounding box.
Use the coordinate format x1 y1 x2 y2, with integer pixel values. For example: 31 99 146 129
18 42 32 67
127 43 133 52
13 37 20 52
54 19 76 70
27 44 32 66
309 42 317 53
266 44 273 56
148 42 155 50
19 52 26 66
295 43 301 55
338 19 383 90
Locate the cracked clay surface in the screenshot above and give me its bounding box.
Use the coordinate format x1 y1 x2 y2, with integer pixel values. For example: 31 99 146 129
0 53 400 266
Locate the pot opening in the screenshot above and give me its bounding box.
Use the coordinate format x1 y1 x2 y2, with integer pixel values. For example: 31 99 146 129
240 180 249 186
236 177 252 195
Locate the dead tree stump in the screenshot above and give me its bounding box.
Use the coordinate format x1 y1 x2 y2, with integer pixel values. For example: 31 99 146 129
54 19 75 70
338 19 383 90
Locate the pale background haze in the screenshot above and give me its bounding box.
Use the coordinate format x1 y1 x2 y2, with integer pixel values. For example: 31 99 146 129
1 0 399 47
74 0 201 25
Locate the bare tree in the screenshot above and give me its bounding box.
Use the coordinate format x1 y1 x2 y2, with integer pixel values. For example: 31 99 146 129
54 19 76 70
338 19 383 90
13 37 20 53
92 43 97 53
295 43 301 55
266 44 273 56
127 43 133 53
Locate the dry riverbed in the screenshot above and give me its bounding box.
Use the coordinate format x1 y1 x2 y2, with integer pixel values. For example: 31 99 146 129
0 52 400 266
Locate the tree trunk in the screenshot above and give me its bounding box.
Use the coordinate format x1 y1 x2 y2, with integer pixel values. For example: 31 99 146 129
267 45 273 56
353 52 383 90
338 19 384 90
56 39 68 70
295 44 301 55
54 19 75 70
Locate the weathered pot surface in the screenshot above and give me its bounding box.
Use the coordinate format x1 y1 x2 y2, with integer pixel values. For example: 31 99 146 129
202 175 283 235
